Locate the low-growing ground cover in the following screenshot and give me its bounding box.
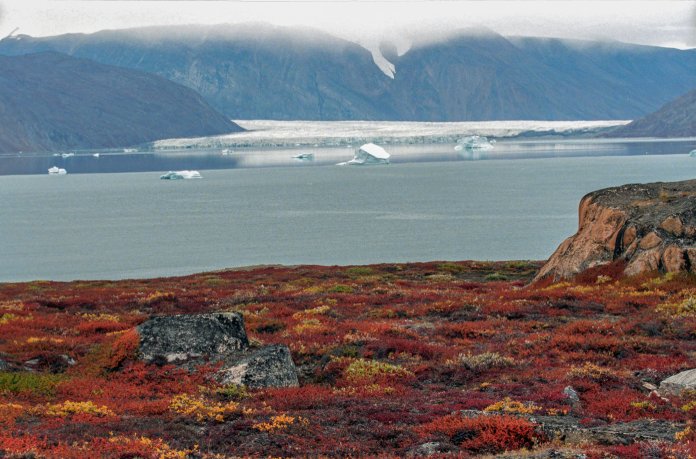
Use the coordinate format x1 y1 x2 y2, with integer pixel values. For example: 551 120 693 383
0 260 694 458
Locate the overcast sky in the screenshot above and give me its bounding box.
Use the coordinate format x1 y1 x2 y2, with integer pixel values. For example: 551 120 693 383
0 1 694 49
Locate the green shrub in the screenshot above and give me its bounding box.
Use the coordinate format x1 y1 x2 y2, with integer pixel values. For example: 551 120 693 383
0 371 65 396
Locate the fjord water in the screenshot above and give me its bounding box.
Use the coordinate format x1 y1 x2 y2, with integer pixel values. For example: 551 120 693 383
2 151 695 281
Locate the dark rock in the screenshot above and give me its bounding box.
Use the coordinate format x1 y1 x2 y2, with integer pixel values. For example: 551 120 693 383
587 419 685 445
136 313 298 388
0 358 8 371
535 179 696 281
659 368 696 395
23 354 75 373
217 345 299 388
495 449 586 459
137 313 249 365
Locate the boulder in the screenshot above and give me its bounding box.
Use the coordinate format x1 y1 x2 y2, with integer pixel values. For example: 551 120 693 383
137 313 249 365
136 313 298 388
535 179 696 281
659 368 696 395
217 345 299 388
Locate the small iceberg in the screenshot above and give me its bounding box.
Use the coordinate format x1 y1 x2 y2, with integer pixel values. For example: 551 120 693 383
689 150 696 157
292 152 314 161
454 135 495 151
92 153 100 158
337 143 390 166
160 170 202 180
221 149 232 155
48 166 67 175
123 148 137 153
61 152 75 158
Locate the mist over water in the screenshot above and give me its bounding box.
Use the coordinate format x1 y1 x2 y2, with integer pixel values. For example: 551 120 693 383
2 151 695 282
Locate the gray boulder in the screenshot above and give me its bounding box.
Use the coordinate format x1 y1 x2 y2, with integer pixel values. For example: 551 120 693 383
218 345 299 388
0 358 8 371
137 313 249 365
659 368 696 395
136 313 298 388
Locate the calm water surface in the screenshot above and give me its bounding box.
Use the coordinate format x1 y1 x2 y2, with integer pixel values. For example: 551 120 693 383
1 152 695 281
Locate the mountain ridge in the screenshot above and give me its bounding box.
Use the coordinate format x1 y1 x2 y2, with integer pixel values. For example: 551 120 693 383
0 51 242 153
2 24 696 121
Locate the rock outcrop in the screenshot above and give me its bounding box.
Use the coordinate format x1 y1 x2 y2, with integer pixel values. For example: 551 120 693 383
659 368 696 395
535 179 696 282
136 313 298 388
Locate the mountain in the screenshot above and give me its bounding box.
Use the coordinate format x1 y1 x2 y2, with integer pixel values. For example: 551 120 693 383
0 52 241 153
2 25 696 121
603 88 696 137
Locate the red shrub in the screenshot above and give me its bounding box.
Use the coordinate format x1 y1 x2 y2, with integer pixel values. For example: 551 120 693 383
417 414 542 454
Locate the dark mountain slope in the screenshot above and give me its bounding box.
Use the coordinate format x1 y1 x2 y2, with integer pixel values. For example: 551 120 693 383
0 24 394 121
604 88 696 137
0 52 241 153
2 25 695 121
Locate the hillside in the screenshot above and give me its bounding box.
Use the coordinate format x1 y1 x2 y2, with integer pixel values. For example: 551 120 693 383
1 25 695 121
0 261 694 457
605 88 696 137
0 52 242 153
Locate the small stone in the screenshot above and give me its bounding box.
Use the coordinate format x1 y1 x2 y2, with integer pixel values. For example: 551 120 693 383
621 226 637 249
639 232 662 250
660 216 683 236
659 368 696 395
641 382 657 391
662 245 686 273
563 386 580 404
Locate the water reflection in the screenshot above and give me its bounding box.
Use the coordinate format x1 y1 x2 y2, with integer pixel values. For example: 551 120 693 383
1 138 695 175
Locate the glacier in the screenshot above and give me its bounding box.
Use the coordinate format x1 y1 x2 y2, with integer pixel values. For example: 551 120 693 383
151 120 629 150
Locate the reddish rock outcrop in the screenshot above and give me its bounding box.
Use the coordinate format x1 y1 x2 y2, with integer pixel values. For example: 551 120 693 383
535 179 696 282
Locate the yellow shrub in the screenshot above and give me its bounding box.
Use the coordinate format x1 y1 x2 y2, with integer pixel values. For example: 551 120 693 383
108 435 198 459
81 313 121 322
343 358 413 383
26 336 64 344
657 295 696 317
682 401 696 412
253 413 308 432
169 394 238 422
44 400 115 417
484 397 540 415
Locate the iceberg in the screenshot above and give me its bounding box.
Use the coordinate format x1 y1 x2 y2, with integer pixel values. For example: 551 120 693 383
61 152 75 158
454 135 495 151
292 152 314 161
92 153 100 158
160 170 202 180
689 150 696 157
48 166 67 175
221 149 232 155
337 143 390 166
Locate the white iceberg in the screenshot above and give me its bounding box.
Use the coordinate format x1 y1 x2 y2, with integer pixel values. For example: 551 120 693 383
92 153 100 158
337 142 390 166
292 152 314 161
61 152 75 158
454 135 495 151
160 170 202 180
221 149 232 155
689 150 696 157
48 166 67 175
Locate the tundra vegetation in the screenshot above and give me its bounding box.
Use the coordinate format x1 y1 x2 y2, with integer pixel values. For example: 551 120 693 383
0 260 694 458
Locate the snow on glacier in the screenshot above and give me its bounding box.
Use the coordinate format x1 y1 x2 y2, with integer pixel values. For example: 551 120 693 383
151 120 630 150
